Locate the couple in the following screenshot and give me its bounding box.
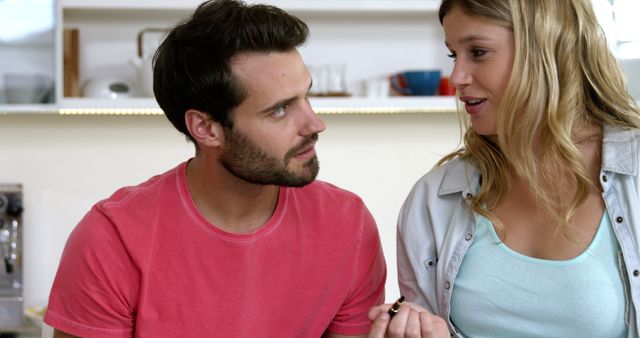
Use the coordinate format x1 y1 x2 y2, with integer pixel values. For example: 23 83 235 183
45 0 640 337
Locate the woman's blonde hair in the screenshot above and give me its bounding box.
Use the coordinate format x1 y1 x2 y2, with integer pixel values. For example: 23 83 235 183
438 0 640 237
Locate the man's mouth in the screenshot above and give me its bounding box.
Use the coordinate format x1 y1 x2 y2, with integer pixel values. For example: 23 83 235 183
286 134 319 162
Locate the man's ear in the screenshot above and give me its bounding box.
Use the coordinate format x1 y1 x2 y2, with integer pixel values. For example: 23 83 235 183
185 109 224 148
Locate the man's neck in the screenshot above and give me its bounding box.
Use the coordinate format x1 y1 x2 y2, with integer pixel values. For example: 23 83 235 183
185 156 280 234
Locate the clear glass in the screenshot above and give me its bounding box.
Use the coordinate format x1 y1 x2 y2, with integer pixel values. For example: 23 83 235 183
0 0 56 105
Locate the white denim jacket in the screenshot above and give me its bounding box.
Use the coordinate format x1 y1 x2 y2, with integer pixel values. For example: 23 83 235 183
397 124 640 337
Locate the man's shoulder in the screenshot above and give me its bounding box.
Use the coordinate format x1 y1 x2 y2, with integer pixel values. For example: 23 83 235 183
96 162 185 212
71 162 186 249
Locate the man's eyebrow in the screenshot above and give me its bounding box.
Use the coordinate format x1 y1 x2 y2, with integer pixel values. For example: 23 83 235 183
257 80 313 114
258 96 296 114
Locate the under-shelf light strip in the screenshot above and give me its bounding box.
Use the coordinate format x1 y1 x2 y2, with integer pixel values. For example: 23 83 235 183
59 108 164 115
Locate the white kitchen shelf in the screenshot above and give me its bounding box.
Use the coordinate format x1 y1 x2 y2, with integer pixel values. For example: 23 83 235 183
57 97 457 115
0 104 59 114
61 0 441 13
310 96 457 114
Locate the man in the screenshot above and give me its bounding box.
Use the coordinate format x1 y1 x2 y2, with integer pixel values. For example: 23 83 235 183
43 0 386 337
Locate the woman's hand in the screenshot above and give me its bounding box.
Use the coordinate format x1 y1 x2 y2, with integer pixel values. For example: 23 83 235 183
367 301 449 338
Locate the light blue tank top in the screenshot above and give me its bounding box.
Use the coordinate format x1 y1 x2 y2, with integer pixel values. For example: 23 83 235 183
450 212 628 338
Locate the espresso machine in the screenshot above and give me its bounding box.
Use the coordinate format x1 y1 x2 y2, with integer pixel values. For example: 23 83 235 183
0 184 24 328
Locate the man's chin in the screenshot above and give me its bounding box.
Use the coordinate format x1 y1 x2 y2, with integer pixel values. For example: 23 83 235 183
282 170 319 187
285 170 318 187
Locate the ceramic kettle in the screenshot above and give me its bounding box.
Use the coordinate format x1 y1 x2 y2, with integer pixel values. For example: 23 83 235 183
129 28 167 97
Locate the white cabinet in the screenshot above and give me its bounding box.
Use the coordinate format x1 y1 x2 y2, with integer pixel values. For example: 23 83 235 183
0 0 58 113
6 0 458 114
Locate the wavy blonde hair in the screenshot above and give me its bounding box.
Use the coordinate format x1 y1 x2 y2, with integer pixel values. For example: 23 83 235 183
438 0 640 237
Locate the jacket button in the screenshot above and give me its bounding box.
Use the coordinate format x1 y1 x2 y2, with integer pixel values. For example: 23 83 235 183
466 193 473 199
634 270 639 277
602 175 608 182
465 233 473 241
616 216 624 223
445 281 451 289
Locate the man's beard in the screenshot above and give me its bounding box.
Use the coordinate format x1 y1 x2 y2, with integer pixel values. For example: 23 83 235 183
220 127 320 187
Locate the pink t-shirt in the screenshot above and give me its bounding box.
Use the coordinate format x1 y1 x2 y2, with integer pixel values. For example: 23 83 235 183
45 161 386 337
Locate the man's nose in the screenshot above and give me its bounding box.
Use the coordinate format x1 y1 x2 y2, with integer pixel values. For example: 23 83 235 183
300 102 326 136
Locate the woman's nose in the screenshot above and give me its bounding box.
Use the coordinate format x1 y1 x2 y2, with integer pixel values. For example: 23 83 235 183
450 61 471 90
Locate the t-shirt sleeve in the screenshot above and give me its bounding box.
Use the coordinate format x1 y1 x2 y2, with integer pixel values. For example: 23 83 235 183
44 205 139 338
327 202 387 335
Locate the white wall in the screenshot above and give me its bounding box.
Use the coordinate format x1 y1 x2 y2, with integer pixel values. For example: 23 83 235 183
0 111 461 308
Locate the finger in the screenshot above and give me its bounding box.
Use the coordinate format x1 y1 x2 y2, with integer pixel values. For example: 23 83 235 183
395 301 428 313
387 305 411 338
405 309 421 338
367 311 391 338
419 311 450 338
368 304 391 322
387 296 405 318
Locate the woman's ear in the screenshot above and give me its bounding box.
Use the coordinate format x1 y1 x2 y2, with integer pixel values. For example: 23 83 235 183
185 109 224 148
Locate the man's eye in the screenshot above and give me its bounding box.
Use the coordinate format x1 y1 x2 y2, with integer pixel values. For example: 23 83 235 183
272 106 287 118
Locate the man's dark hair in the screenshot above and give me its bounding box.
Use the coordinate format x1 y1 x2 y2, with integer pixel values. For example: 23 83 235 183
153 0 309 141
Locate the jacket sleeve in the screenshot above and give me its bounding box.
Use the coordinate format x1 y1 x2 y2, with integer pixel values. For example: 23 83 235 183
397 176 441 315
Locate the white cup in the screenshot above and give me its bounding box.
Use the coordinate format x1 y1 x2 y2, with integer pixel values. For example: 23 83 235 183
308 64 328 96
365 77 390 98
327 64 347 95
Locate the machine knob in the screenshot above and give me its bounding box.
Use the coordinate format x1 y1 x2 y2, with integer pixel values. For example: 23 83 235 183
0 194 7 213
6 196 23 218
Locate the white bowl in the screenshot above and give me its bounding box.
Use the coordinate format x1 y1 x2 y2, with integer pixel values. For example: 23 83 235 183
3 73 54 104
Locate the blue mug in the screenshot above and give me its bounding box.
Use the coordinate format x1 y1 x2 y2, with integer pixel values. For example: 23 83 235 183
390 70 441 96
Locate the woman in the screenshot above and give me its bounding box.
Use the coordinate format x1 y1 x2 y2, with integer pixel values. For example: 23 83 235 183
369 0 640 337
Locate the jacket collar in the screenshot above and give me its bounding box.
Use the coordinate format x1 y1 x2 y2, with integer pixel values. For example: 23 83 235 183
601 124 639 176
438 158 480 197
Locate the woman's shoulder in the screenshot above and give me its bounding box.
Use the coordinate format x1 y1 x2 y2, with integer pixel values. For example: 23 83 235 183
398 157 478 240
602 125 640 175
413 157 479 197
603 124 640 141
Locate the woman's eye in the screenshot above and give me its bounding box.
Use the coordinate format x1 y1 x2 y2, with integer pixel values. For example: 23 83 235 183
470 48 488 58
447 52 457 61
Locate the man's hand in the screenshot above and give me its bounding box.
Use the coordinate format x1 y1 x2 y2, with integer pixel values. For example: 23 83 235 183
367 301 449 338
